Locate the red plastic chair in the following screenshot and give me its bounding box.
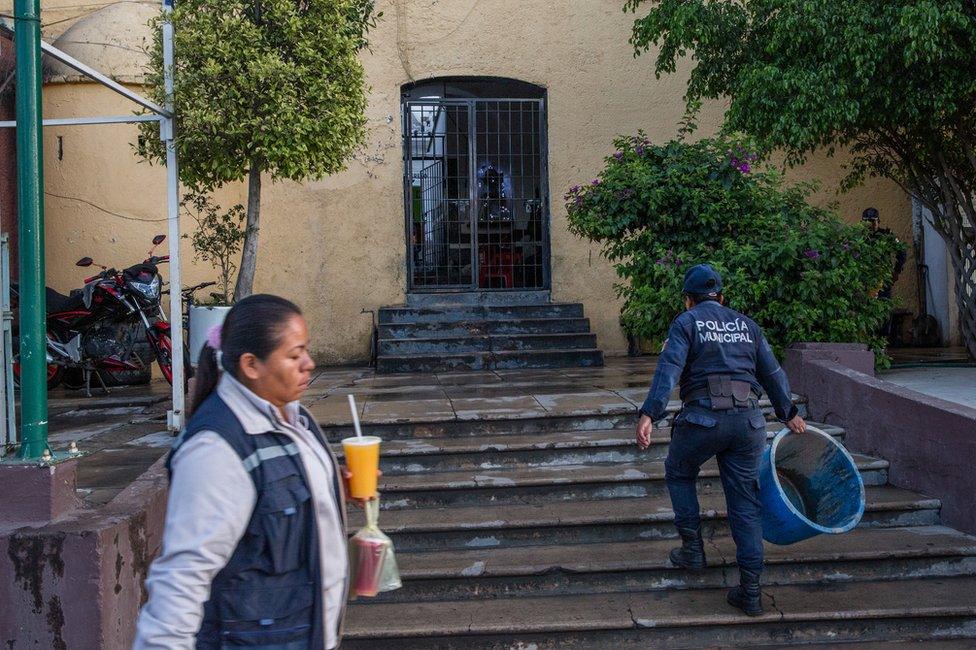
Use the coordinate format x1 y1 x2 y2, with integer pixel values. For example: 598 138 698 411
478 246 521 288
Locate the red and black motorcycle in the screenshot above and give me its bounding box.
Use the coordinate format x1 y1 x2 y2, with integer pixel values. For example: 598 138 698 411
12 235 187 394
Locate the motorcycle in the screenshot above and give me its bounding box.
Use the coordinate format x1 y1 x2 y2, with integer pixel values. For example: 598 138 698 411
12 234 188 395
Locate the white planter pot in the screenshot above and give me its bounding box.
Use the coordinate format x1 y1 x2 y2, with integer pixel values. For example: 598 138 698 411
189 305 232 365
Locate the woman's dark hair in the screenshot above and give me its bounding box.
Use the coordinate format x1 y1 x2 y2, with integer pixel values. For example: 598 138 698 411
188 294 303 417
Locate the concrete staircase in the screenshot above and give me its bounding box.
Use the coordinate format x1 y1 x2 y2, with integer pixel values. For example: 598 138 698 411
377 296 604 373
326 401 976 647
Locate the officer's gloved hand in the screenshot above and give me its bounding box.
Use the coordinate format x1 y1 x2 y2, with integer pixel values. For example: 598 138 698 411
786 415 807 434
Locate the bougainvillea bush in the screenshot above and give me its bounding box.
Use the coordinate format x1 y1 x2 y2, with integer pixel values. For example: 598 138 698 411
566 134 903 360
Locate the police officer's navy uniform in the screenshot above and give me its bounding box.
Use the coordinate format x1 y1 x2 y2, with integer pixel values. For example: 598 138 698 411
640 264 797 615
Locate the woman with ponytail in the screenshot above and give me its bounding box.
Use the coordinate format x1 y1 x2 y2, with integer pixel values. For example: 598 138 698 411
135 295 351 649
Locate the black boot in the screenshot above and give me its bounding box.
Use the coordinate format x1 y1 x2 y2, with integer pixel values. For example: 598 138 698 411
727 568 763 616
668 527 707 570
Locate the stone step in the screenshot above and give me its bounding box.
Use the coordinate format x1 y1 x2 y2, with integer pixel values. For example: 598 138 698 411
405 291 552 307
355 423 845 473
379 303 586 325
320 396 804 440
378 332 599 356
353 485 939 551
342 575 976 647
803 643 974 649
376 348 605 374
379 317 592 339
371 526 976 603
372 456 887 509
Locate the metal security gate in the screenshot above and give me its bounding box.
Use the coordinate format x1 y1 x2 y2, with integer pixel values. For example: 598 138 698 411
404 97 550 291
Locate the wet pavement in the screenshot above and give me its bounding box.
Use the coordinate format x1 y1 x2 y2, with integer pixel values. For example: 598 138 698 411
19 353 974 511
3 382 174 507
879 366 976 410
4 359 662 509
304 357 658 426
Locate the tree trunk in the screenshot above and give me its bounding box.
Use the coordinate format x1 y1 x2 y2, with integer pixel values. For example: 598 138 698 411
234 165 262 300
924 199 976 360
946 236 976 360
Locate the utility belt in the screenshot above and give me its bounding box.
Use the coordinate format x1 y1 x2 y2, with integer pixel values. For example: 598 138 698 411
683 375 760 411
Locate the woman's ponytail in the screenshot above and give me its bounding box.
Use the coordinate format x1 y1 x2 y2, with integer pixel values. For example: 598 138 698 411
187 343 220 418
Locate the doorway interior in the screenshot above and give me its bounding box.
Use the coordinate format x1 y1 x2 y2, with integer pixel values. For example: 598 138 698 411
403 77 551 292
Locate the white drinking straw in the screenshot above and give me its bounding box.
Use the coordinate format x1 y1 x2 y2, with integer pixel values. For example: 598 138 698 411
348 394 364 439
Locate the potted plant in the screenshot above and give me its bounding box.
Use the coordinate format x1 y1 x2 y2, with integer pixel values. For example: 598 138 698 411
182 192 248 364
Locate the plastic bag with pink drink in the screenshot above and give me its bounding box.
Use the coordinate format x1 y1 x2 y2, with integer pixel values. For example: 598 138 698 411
348 498 401 598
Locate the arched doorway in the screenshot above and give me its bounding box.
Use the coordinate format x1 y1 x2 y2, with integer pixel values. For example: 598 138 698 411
402 77 550 292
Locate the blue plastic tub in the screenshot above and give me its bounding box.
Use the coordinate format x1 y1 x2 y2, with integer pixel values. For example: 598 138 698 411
759 426 865 545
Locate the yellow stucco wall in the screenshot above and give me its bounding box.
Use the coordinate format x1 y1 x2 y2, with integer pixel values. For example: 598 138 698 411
41 84 246 296
34 0 916 364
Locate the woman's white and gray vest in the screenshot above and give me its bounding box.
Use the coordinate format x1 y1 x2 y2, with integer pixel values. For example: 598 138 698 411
168 394 341 648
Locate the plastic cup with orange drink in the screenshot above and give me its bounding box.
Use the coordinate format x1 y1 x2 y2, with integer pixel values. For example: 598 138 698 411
343 395 380 500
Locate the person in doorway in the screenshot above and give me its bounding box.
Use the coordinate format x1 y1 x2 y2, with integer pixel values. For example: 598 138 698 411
862 207 907 301
635 265 806 616
134 295 354 649
862 207 908 340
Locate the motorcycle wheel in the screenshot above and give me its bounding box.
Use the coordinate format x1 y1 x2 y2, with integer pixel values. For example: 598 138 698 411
11 336 64 390
150 330 192 391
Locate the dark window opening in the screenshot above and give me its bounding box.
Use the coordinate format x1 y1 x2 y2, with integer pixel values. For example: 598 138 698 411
403 78 550 291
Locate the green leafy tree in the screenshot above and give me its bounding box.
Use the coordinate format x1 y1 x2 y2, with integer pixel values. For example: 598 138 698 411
140 0 380 298
566 134 902 360
625 0 976 359
182 192 248 306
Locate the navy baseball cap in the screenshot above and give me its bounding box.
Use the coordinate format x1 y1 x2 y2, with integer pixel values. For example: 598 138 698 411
683 264 723 296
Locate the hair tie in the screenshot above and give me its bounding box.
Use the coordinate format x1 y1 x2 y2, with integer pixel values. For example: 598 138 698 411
206 324 222 351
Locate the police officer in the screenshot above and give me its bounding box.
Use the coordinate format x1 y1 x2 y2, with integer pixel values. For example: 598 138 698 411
635 264 806 616
862 207 907 302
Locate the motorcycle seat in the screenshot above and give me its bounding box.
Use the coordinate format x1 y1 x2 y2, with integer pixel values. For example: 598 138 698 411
46 287 86 313
10 284 88 314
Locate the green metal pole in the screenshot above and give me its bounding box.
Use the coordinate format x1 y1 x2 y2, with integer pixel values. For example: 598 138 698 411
14 0 49 459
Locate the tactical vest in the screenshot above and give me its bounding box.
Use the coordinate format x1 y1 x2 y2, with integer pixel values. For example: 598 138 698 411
168 394 339 649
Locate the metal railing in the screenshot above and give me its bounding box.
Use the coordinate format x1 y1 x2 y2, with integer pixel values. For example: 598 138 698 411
0 234 17 457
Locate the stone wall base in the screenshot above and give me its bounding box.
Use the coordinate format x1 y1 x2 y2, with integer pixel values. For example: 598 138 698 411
0 457 167 649
786 342 976 536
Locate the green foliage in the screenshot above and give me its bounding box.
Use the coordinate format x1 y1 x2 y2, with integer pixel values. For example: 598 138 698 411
182 193 248 306
138 0 379 299
625 0 975 168
139 0 379 188
624 0 976 358
566 134 903 360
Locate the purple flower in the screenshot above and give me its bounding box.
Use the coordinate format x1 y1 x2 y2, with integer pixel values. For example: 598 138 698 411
569 184 581 193
613 151 624 161
841 242 851 251
636 146 645 156
575 196 584 206
730 152 754 174
591 178 601 186
803 249 821 260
